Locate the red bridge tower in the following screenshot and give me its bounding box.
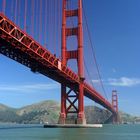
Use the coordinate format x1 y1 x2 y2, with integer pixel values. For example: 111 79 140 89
59 0 86 124
112 90 120 123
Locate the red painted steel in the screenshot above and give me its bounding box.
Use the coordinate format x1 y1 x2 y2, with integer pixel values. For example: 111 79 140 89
112 90 118 113
0 12 117 124
112 90 119 123
59 0 86 124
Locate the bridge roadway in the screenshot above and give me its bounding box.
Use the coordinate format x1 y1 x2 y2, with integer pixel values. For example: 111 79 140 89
0 13 116 115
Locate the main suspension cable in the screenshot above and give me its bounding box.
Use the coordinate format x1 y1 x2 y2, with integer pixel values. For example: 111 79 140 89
82 1 108 100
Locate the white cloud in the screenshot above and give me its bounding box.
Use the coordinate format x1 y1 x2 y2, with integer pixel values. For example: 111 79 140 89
0 83 60 93
107 77 140 87
92 79 100 84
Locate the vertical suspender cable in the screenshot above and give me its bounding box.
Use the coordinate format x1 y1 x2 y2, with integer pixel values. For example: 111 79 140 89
44 0 47 48
14 0 17 23
24 0 27 31
56 0 59 56
46 0 49 49
50 0 53 52
54 0 55 54
2 0 6 14
31 0 34 37
48 0 50 50
17 0 20 26
52 0 54 54
11 0 14 21
54 0 56 54
50 1 54 53
35 0 39 41
58 0 61 57
39 0 42 43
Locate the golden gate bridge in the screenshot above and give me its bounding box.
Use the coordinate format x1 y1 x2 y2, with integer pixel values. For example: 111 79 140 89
0 0 119 124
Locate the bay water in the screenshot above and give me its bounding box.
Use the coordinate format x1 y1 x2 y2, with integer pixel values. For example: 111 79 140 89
0 124 140 140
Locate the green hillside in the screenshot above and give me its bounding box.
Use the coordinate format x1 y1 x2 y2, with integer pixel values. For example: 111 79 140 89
0 100 138 124
0 100 60 124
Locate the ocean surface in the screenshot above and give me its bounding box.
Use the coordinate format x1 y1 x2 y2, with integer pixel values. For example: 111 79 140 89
0 124 140 140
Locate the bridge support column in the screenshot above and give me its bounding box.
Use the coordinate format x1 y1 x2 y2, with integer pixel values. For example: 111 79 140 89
77 79 86 124
112 90 120 124
59 0 86 124
113 114 120 124
59 83 86 124
59 84 66 124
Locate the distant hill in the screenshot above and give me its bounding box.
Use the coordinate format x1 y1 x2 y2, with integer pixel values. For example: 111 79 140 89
0 100 139 124
0 100 60 124
119 111 140 124
85 106 111 124
0 104 13 111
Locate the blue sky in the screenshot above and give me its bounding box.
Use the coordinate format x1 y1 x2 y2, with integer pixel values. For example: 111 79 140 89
0 0 140 116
